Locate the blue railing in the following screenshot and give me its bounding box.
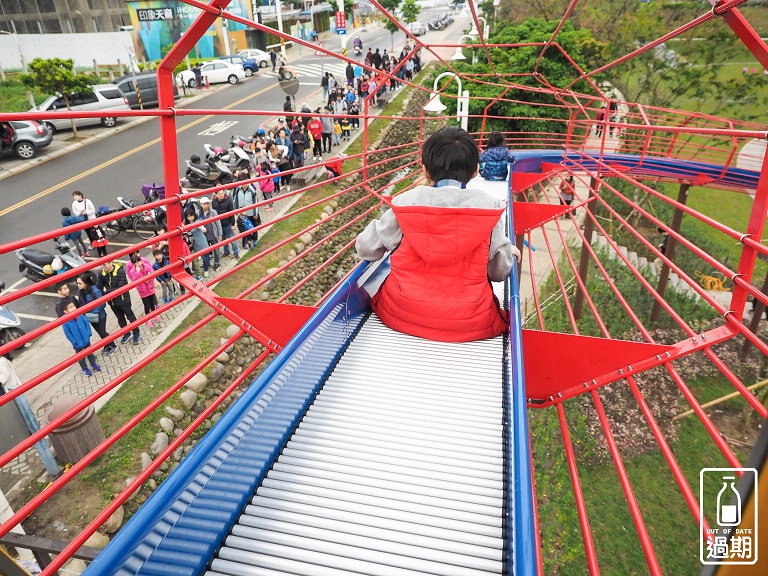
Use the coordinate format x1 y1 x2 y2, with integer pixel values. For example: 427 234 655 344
505 179 538 575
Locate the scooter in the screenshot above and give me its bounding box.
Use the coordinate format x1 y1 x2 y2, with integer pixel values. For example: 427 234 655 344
0 282 25 350
428 18 445 31
204 143 251 172
16 240 86 283
99 195 165 240
184 153 233 188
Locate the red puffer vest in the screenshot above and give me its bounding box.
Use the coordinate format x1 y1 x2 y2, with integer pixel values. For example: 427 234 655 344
372 204 509 342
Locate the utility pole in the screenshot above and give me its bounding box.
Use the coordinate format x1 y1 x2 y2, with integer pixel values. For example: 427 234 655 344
337 0 348 59
276 0 286 62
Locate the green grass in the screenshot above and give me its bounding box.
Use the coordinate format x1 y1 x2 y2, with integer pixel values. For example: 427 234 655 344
531 356 755 575
0 77 46 112
682 185 767 282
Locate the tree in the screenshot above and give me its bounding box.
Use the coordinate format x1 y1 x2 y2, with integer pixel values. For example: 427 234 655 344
431 19 606 136
21 58 94 140
401 0 420 24
382 0 402 48
495 0 767 121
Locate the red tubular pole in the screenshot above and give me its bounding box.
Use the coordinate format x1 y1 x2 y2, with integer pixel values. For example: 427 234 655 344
625 376 709 530
38 340 268 576
590 389 663 575
730 142 768 318
0 313 225 539
556 403 601 575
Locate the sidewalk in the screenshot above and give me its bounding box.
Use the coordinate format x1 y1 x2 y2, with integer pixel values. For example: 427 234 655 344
1 19 472 495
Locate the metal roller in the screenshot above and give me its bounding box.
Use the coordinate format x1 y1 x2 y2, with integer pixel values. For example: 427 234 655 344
213 317 506 575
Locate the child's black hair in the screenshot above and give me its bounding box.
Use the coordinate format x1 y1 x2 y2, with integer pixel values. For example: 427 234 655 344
421 126 479 184
61 207 71 217
487 131 506 148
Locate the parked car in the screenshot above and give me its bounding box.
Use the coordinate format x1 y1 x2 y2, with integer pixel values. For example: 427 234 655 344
113 72 180 109
405 21 427 36
31 84 130 132
219 55 258 77
237 49 270 69
0 120 53 159
177 61 246 88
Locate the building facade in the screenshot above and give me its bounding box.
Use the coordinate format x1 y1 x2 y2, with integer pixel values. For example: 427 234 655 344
0 0 130 34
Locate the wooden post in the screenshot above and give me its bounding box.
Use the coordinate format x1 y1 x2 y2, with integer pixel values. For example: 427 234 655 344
650 183 689 322
0 61 5 82
573 177 598 319
117 58 123 74
740 268 768 358
93 59 100 76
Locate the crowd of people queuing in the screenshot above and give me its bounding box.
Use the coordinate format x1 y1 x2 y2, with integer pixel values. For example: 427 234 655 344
54 164 272 374
50 42 427 376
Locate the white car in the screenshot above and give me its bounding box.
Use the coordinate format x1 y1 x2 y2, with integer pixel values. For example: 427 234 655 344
32 84 130 132
405 21 427 36
238 49 271 69
178 61 246 88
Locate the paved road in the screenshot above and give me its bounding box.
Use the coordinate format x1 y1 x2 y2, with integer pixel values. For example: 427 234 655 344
0 9 460 338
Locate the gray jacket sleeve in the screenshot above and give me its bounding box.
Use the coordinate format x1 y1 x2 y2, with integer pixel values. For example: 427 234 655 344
210 209 223 239
487 214 516 281
355 207 403 261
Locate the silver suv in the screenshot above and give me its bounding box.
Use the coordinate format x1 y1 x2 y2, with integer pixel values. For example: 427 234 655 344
31 84 130 132
0 120 53 159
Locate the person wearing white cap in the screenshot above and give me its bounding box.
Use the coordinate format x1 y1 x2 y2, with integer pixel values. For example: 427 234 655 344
197 197 222 278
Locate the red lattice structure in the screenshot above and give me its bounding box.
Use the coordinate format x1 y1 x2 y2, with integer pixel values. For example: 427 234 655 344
1 0 767 574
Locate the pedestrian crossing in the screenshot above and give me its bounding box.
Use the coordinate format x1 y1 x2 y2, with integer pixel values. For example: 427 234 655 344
261 62 350 82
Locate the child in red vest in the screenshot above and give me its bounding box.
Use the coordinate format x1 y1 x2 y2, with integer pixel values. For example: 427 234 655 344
355 127 519 342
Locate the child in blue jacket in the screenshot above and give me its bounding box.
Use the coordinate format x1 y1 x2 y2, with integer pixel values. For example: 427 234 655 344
151 249 176 304
61 297 101 376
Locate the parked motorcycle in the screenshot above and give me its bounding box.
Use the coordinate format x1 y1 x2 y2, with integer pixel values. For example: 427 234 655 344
16 240 86 283
184 152 233 189
100 195 165 240
0 282 25 350
428 19 445 31
204 143 250 172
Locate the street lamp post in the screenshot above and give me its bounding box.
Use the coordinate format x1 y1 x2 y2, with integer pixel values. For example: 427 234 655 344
422 72 469 131
0 30 27 73
452 34 477 65
468 16 488 40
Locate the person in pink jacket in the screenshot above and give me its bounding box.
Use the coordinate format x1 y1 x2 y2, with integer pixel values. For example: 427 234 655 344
126 251 158 329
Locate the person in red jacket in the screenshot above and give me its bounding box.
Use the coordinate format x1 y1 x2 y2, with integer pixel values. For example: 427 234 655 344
307 114 323 161
355 126 519 342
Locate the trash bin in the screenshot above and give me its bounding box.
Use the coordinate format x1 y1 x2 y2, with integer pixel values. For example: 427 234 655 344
46 395 105 465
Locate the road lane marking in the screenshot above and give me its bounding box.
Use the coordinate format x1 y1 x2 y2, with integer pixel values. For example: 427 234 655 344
199 120 239 136
16 312 57 322
0 83 278 218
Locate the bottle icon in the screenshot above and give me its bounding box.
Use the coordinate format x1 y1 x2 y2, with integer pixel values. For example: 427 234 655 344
716 475 741 526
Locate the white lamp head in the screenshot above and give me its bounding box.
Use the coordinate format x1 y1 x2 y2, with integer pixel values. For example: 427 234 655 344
423 92 447 113
451 47 466 61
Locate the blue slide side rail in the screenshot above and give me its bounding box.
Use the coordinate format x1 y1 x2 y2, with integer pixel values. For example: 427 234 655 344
84 260 383 576
505 179 538 576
